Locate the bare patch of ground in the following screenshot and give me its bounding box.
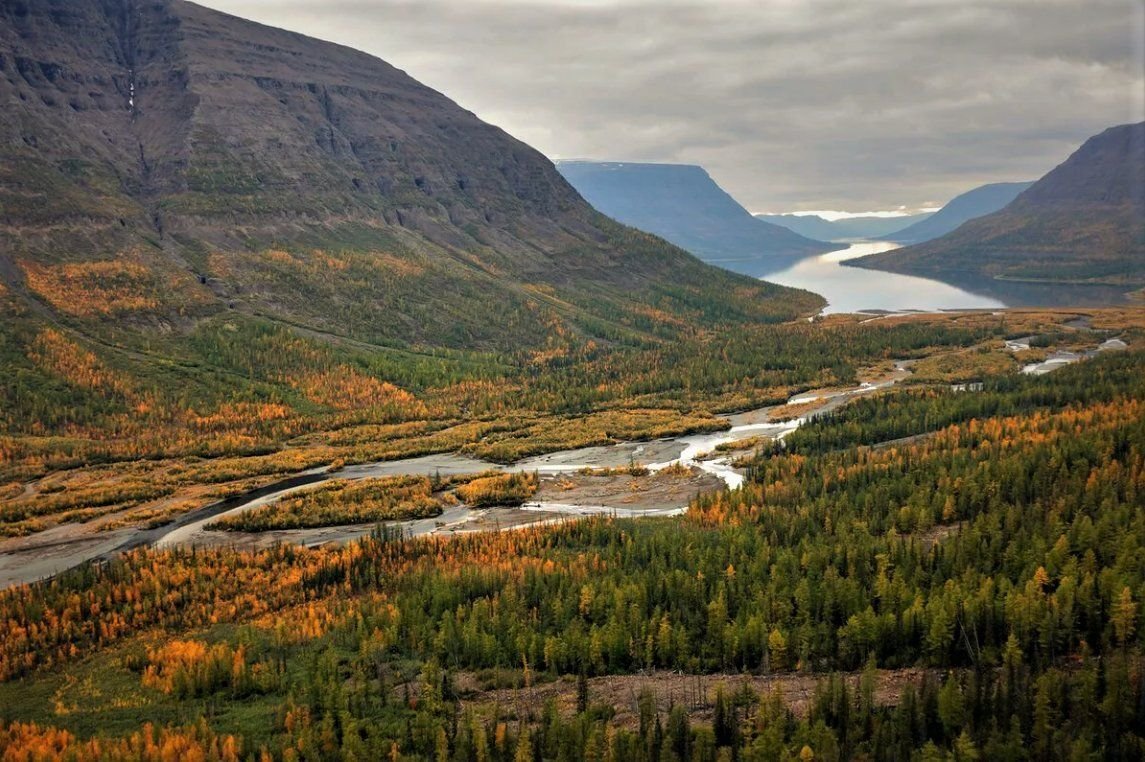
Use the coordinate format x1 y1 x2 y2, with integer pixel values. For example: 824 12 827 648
515 440 687 471
766 400 825 423
166 523 382 551
869 432 937 451
458 668 937 728
909 521 965 548
456 508 565 533
0 526 136 588
534 468 723 512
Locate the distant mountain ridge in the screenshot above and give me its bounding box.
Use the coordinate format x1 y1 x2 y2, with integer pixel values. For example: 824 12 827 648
885 182 1034 243
759 180 1033 245
557 161 834 277
756 212 933 242
853 123 1145 288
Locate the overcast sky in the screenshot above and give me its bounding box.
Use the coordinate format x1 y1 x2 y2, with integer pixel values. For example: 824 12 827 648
197 0 1144 214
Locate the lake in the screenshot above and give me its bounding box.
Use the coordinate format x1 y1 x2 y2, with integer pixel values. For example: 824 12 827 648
761 241 1134 314
761 241 1004 314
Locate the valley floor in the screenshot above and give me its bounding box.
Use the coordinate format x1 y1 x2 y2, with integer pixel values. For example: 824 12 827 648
0 310 1138 591
0 357 919 588
1 307 1143 760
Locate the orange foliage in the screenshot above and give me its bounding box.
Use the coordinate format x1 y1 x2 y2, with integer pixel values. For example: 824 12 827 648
631 304 688 330
369 251 424 277
454 472 538 507
287 366 427 415
19 260 160 317
0 721 242 762
27 329 133 397
141 639 246 696
0 542 362 680
257 248 422 278
0 518 617 682
252 598 354 644
208 475 443 531
262 249 296 266
187 402 292 433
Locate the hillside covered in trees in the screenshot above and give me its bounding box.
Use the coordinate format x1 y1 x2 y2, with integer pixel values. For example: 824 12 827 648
1 346 1142 760
0 0 822 451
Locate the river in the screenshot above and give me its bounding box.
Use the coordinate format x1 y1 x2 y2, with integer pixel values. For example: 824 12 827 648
0 364 912 589
1 403 833 587
0 332 1116 589
150 364 915 552
153 415 806 549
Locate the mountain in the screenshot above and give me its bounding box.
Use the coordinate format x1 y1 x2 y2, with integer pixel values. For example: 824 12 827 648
759 182 1034 245
853 123 1145 288
556 161 834 277
755 212 934 242
0 0 820 357
883 182 1033 243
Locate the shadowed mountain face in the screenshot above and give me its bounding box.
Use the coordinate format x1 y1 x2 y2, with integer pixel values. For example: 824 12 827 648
0 0 581 233
755 213 933 242
0 0 819 351
883 182 1033 244
557 161 834 277
854 123 1145 289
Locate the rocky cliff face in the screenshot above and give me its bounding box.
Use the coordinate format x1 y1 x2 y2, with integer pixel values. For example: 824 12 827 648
2 0 581 238
0 0 818 348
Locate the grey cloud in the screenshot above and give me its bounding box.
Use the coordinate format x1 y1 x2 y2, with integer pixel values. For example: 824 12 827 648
196 0 1145 211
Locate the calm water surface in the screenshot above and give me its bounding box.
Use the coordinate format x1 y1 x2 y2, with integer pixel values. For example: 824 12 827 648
763 241 1004 314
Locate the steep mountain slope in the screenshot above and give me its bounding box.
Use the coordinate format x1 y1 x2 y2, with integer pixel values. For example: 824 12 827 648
557 161 834 277
884 182 1033 243
854 124 1144 287
0 0 819 356
755 212 933 242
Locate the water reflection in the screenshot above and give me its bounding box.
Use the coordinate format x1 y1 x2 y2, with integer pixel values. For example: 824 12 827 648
761 242 1004 314
759 241 1133 314
905 270 1135 309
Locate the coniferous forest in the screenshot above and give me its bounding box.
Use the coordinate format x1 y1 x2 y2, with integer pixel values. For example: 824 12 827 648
1 343 1142 761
